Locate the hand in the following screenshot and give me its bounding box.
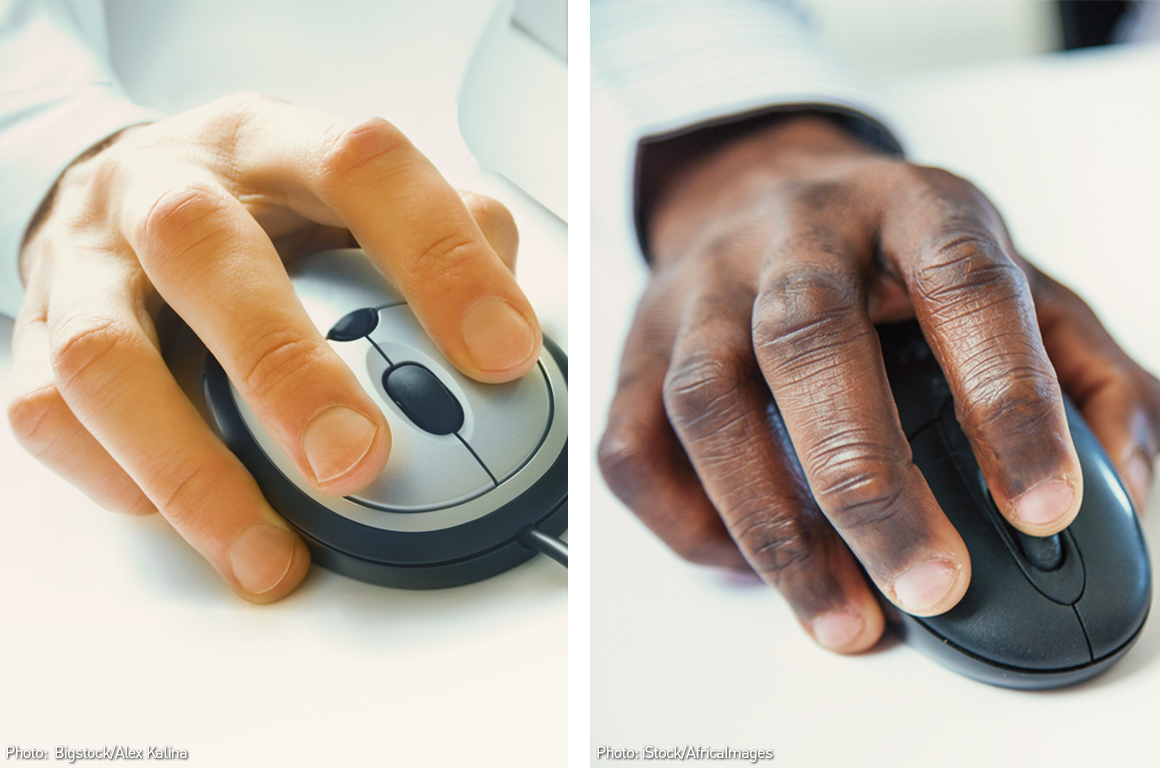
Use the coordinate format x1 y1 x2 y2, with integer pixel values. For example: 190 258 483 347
598 115 1160 652
7 93 541 602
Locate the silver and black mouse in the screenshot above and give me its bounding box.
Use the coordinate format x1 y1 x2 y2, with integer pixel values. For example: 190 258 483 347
204 249 568 589
877 320 1150 689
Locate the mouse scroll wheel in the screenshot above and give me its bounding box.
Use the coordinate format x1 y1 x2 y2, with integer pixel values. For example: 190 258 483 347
382 363 465 436
328 308 380 341
1010 527 1065 571
984 480 1067 571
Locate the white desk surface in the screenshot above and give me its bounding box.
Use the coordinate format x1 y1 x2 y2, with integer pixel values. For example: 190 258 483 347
591 42 1160 767
0 2 567 766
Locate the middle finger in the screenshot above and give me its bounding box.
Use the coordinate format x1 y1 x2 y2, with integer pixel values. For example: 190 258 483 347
752 232 970 617
121 170 391 497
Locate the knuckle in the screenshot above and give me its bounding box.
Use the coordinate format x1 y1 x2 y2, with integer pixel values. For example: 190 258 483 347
730 510 821 580
884 162 974 203
50 314 138 396
201 91 271 131
786 180 852 215
752 266 862 382
409 231 491 279
7 383 68 454
912 233 1027 318
754 266 859 350
807 442 910 533
236 326 327 401
597 422 654 498
200 92 279 169
694 228 764 270
661 351 747 436
896 162 956 189
957 368 1059 444
59 154 125 231
844 155 905 195
137 181 232 269
150 457 223 534
317 116 411 190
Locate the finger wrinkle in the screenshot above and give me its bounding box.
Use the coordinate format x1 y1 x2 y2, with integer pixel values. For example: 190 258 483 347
956 368 1060 425
734 514 819 579
761 349 862 390
955 357 1058 400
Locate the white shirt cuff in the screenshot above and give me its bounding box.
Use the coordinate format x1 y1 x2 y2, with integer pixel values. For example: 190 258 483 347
592 0 903 259
0 84 164 317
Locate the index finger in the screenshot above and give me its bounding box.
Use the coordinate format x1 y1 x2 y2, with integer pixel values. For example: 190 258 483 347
207 97 542 383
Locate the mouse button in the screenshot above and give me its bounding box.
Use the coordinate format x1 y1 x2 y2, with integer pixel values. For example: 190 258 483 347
1076 580 1151 662
224 373 491 512
367 305 432 353
368 307 479 424
877 321 954 438
345 417 493 512
920 592 1092 671
1064 403 1151 658
905 423 1092 668
383 363 465 436
328 308 380 342
975 478 1086 604
906 423 1009 593
369 305 553 482
932 401 1086 605
453 365 552 482
1012 527 1085 604
288 250 405 333
1010 528 1063 571
908 425 1015 583
291 249 404 302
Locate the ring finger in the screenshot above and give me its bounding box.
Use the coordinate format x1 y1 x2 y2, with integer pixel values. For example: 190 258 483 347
664 283 883 651
44 243 310 601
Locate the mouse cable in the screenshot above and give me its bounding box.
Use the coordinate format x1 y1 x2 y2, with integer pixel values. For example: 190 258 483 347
520 526 567 568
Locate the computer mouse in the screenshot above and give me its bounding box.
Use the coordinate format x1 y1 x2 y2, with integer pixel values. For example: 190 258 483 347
203 248 568 589
876 320 1150 689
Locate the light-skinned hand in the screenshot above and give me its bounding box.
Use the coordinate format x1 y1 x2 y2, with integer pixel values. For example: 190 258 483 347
8 93 541 602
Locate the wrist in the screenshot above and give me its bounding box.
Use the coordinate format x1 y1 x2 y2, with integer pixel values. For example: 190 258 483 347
19 123 153 284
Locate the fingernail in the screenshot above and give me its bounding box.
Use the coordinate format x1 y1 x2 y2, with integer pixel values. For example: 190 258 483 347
301 405 377 484
891 558 958 613
811 610 864 651
1126 453 1152 508
1012 478 1076 527
462 299 536 373
229 525 296 595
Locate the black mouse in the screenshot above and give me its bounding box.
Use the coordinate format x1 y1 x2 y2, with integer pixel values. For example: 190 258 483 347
203 249 568 590
876 320 1150 689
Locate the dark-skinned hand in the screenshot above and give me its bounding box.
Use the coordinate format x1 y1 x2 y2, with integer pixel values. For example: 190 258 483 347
598 115 1160 653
